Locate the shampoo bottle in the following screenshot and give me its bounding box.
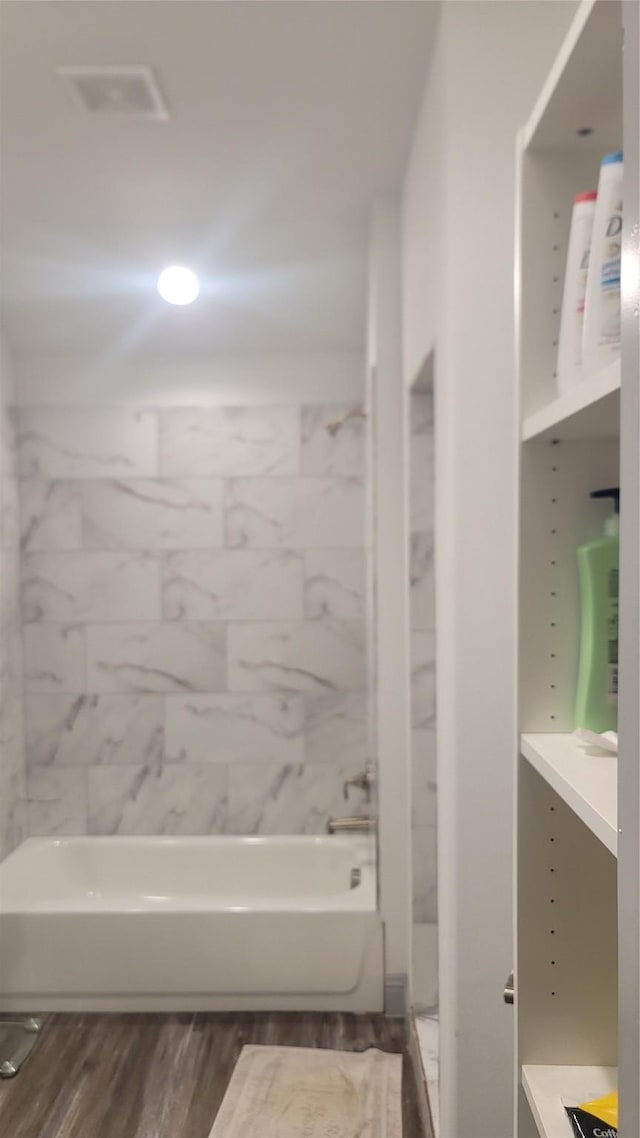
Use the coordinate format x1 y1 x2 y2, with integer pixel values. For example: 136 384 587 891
582 151 623 373
557 191 597 395
575 488 619 733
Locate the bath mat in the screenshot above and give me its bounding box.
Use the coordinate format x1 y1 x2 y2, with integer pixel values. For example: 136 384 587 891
209 1044 402 1137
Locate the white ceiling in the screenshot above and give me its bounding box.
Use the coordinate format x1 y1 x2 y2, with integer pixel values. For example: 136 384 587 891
0 0 436 360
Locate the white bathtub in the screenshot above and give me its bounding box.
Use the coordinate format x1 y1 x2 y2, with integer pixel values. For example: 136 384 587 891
0 835 383 1013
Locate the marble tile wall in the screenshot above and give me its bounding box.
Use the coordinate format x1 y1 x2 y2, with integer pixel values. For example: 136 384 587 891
17 402 372 837
409 390 437 928
0 354 26 859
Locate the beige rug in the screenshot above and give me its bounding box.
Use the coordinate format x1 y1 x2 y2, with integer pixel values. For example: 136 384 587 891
209 1044 403 1137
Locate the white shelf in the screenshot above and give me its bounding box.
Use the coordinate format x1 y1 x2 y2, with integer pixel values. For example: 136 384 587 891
522 1064 617 1138
521 733 617 856
523 0 622 152
521 360 620 442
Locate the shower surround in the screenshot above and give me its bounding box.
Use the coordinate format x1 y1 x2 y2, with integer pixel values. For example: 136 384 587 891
17 402 371 837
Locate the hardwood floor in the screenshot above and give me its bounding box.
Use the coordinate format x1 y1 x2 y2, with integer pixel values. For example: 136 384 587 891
0 1012 427 1138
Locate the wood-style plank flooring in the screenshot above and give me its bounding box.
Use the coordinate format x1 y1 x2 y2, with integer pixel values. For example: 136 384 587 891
0 1012 427 1138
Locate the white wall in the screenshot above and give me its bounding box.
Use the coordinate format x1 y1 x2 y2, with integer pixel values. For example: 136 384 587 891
367 199 413 995
402 3 578 1135
14 352 363 407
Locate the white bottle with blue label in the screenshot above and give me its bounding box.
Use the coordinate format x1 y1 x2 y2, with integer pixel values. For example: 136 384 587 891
557 190 597 394
582 151 623 374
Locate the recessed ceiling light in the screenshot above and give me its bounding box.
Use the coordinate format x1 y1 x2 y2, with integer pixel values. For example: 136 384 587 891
157 266 199 306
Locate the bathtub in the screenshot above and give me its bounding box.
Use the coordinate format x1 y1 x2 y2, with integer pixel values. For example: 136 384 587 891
0 834 383 1013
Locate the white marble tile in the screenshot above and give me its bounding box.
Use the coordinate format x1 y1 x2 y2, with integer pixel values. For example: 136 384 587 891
412 727 437 827
0 551 20 639
410 458 434 534
410 531 435 632
411 630 436 730
412 824 438 923
0 406 22 856
164 693 304 764
0 474 20 551
87 764 228 835
410 392 434 535
27 766 87 835
163 549 303 621
0 767 27 860
228 619 366 692
25 694 164 767
23 624 86 692
0 405 17 479
82 479 223 550
18 408 158 479
412 925 439 1013
0 693 25 784
411 390 434 436
301 404 365 477
303 692 369 766
303 550 365 619
87 622 226 693
19 480 82 551
22 551 162 622
226 762 368 834
225 477 364 549
159 407 299 477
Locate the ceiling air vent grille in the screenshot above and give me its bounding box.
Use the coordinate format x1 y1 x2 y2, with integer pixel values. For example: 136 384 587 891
57 66 168 120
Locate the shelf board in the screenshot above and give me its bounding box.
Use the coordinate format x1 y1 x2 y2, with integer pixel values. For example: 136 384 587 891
521 360 620 442
523 0 622 153
522 1065 617 1138
520 733 617 856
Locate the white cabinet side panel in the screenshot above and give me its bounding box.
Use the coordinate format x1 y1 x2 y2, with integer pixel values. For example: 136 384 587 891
618 2 640 1131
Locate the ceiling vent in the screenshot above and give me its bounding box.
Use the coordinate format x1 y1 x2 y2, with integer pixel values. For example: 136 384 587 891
57 66 168 120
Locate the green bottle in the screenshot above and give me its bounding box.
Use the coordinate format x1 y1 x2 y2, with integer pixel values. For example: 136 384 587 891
575 488 619 732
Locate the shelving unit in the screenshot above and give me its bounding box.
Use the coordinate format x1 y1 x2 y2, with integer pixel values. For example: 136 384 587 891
522 1065 618 1138
514 2 639 1136
521 733 617 857
521 360 620 442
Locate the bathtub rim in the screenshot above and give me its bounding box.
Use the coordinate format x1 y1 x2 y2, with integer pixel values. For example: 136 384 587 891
0 833 378 916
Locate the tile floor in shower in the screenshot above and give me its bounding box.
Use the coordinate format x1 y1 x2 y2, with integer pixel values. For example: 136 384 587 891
0 1012 430 1138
